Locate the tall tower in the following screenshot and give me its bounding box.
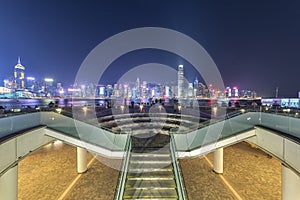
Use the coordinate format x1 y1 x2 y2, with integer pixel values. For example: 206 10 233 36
14 56 25 90
136 77 140 98
177 65 184 98
193 77 198 88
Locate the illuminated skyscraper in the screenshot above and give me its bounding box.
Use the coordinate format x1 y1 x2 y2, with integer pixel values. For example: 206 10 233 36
14 56 25 90
178 65 184 98
136 77 140 98
193 77 198 88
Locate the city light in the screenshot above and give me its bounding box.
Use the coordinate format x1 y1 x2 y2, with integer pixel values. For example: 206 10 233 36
159 105 162 112
68 88 81 92
27 77 35 81
212 106 218 112
55 108 62 114
139 104 143 112
44 78 53 82
178 105 182 112
120 105 125 112
1 56 259 100
82 106 88 112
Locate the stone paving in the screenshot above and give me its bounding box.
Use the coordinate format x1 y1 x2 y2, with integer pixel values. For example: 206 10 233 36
18 142 120 200
18 141 281 200
180 142 281 200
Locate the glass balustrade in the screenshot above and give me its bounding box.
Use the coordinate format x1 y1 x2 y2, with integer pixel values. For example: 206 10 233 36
114 132 131 200
1 107 300 152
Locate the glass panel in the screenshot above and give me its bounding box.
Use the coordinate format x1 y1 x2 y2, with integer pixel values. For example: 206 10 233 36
289 117 300 138
11 113 41 133
0 117 12 138
261 113 289 133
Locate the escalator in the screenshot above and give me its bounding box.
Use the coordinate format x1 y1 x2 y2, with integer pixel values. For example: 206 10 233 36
115 133 187 200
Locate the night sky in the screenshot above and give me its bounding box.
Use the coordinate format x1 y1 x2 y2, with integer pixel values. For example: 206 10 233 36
1 0 300 97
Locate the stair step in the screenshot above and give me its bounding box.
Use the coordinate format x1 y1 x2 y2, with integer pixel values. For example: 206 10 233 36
123 199 178 200
123 188 178 199
129 163 173 170
127 177 174 181
127 171 174 179
130 160 171 164
128 168 172 172
131 147 170 153
125 180 176 188
131 153 170 157
130 156 171 162
128 163 173 171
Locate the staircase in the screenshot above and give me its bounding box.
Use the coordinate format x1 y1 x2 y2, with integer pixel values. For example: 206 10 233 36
122 134 179 199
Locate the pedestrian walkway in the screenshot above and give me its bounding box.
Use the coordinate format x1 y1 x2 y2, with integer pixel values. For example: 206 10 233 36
18 141 281 199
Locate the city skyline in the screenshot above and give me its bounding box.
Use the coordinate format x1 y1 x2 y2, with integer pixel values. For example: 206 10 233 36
1 57 258 99
1 1 300 97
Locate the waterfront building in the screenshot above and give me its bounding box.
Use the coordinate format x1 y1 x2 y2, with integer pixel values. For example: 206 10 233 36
188 83 194 97
177 64 185 98
3 78 14 89
135 77 141 98
106 84 113 97
14 57 25 90
25 77 36 92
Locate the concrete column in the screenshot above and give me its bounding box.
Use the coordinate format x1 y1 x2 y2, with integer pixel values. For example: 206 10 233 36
77 147 87 173
282 164 300 200
213 148 223 174
0 165 18 200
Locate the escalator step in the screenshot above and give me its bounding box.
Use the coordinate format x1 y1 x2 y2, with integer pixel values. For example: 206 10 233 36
125 180 176 188
123 188 178 199
127 171 174 178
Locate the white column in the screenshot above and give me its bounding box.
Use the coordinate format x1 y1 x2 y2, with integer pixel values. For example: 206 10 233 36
77 147 87 173
0 165 18 200
282 164 300 200
213 148 223 174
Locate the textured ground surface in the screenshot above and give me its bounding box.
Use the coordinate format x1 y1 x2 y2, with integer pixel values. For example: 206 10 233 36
18 141 281 200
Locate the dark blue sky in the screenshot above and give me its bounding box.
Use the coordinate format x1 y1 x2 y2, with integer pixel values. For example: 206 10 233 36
1 0 300 97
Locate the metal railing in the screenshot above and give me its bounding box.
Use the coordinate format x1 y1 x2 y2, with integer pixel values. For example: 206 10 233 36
170 133 188 200
114 131 131 200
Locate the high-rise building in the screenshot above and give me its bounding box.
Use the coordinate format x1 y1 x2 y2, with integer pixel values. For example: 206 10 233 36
193 77 198 88
178 65 184 98
141 81 147 98
188 83 194 97
165 86 170 97
14 57 25 90
4 78 14 89
232 87 239 97
136 77 140 98
26 77 36 92
225 87 232 97
106 85 113 97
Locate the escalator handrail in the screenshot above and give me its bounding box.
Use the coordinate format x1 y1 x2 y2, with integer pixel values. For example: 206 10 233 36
114 132 131 200
170 133 188 200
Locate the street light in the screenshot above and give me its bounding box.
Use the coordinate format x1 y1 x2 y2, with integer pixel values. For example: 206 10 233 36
139 105 143 112
120 105 125 113
55 108 62 114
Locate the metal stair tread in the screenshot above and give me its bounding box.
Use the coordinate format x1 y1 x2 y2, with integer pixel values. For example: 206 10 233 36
128 168 172 172
125 180 176 188
123 188 178 199
127 177 175 181
127 170 173 175
130 160 171 164
129 163 173 169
